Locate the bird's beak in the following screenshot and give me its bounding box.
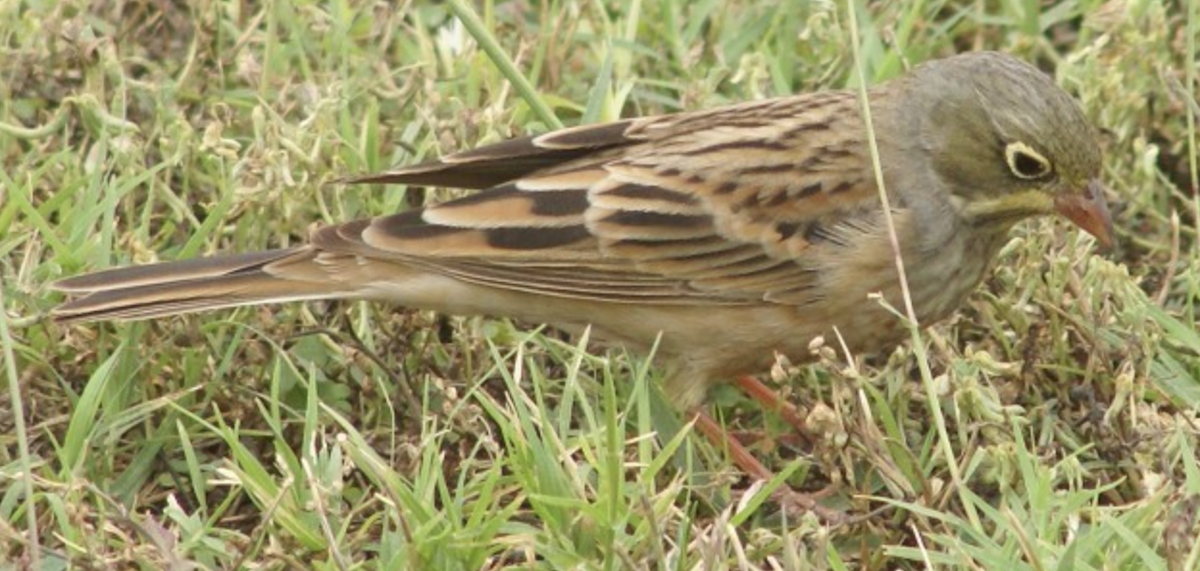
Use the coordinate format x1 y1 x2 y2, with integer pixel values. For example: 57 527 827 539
1054 179 1114 249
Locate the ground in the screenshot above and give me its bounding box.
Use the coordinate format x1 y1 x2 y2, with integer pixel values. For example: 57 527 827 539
1 1 1198 570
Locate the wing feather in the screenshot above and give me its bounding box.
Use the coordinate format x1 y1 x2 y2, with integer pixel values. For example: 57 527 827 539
323 91 882 306
53 85 905 324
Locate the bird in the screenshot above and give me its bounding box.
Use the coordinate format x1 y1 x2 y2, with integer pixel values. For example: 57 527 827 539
52 52 1112 494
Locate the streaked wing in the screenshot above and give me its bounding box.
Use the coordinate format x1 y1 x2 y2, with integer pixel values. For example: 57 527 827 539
333 91 877 306
349 120 638 189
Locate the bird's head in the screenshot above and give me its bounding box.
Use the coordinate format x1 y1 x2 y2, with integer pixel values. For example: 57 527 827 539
901 51 1113 247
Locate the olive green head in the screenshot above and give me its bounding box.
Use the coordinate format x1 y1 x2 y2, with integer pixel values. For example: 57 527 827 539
897 52 1112 245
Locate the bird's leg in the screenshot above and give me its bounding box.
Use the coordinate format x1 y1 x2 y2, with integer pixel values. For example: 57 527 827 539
691 409 840 521
691 410 777 482
735 375 813 445
732 375 848 511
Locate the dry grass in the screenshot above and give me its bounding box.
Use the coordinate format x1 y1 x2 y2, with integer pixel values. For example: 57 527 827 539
1 1 1198 569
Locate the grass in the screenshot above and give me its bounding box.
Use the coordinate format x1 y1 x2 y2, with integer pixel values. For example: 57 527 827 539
2 0 1199 569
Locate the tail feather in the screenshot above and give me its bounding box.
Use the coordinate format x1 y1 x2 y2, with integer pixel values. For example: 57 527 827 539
52 249 298 293
51 248 350 323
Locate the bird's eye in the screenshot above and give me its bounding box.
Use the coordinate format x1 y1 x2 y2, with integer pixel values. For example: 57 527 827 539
1004 141 1053 180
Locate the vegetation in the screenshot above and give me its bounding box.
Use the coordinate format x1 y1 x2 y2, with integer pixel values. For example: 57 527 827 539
1 1 1197 569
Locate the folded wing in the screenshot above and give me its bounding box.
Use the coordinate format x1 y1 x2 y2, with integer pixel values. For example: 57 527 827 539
53 91 879 321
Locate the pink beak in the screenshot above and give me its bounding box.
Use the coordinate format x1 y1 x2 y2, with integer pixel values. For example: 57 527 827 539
1054 179 1115 249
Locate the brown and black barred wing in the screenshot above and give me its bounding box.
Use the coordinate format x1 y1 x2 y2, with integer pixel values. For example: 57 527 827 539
51 90 880 321
333 91 878 305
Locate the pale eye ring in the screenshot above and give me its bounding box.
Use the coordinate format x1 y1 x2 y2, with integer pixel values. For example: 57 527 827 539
1004 141 1053 180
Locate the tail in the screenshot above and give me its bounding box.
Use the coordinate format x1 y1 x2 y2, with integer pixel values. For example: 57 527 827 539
51 248 353 323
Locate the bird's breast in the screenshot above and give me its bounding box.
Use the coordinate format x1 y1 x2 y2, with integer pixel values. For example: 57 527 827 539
798 209 1001 355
